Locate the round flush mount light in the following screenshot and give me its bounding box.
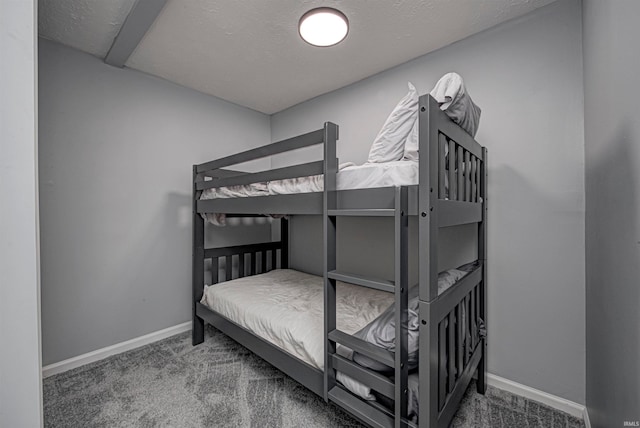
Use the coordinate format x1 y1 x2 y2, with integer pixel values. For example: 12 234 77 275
299 7 349 47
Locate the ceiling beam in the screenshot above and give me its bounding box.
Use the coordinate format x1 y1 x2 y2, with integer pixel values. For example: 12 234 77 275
104 0 169 67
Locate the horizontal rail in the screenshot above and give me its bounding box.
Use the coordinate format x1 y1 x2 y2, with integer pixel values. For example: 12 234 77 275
196 160 326 191
438 200 483 227
328 209 395 217
201 168 246 179
328 270 395 293
198 192 323 215
204 241 281 259
329 329 395 368
433 264 483 321
196 128 325 173
332 355 395 399
328 386 394 428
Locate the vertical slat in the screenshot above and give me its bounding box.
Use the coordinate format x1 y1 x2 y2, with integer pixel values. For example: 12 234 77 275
448 140 456 200
438 319 447 411
271 249 276 272
457 145 464 201
470 287 477 349
394 186 409 427
456 303 464 381
464 296 470 365
438 133 447 198
261 250 267 274
448 311 456 393
476 157 482 202
464 150 471 202
471 158 476 202
225 255 232 281
238 253 245 278
250 253 256 275
475 286 481 344
281 217 289 269
212 257 219 284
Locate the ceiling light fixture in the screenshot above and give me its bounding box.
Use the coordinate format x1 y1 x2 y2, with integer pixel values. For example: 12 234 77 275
298 7 349 47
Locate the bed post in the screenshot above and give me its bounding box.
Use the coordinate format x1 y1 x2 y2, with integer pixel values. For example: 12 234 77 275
418 95 440 304
477 148 488 394
323 122 338 402
192 165 205 346
394 186 409 426
418 95 440 428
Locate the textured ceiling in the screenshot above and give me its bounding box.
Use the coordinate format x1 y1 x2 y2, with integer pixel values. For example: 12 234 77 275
39 0 557 114
39 0 137 58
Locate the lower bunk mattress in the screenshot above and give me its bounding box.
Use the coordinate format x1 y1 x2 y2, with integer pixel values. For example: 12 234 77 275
200 267 476 421
201 269 393 370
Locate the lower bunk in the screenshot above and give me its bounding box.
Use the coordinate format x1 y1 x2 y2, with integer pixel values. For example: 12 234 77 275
192 240 486 428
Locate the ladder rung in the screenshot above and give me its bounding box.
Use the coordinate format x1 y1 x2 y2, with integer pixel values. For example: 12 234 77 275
328 270 395 293
327 209 395 217
328 386 394 428
332 354 395 399
329 329 394 368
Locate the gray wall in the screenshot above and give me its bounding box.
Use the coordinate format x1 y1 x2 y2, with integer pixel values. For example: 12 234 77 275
38 39 272 366
272 0 586 404
0 0 43 426
583 1 640 426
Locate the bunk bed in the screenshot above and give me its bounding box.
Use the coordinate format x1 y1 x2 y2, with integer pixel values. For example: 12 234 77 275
192 93 488 428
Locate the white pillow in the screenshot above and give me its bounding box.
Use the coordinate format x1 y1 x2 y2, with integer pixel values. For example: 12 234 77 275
367 82 418 163
403 117 419 161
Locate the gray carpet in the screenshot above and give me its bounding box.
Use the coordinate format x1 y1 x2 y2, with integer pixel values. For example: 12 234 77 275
44 326 584 428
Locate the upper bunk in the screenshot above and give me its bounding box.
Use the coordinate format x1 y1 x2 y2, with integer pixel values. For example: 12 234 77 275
193 94 487 228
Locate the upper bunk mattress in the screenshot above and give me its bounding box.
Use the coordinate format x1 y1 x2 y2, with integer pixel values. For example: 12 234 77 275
200 160 419 201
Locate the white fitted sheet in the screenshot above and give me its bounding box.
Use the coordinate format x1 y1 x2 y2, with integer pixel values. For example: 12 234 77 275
200 269 393 370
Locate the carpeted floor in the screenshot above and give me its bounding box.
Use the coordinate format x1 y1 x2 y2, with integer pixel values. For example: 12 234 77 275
44 326 585 428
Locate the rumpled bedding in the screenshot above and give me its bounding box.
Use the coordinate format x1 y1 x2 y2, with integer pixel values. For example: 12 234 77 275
200 161 419 226
200 262 480 411
200 269 393 400
430 72 481 138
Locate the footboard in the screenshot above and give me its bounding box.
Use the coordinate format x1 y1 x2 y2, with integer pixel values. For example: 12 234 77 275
419 263 486 428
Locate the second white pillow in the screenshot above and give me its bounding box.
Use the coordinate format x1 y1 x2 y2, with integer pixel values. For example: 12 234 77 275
367 82 418 163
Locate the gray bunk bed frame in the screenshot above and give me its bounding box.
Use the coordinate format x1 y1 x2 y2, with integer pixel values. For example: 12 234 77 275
192 94 488 428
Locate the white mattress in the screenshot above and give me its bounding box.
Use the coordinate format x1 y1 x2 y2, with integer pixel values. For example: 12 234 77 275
201 160 419 201
200 269 393 370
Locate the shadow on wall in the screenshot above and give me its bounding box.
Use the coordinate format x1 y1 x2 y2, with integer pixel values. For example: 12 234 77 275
587 122 639 425
489 162 585 401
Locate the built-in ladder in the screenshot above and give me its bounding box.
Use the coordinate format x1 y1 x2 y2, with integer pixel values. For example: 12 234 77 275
324 183 411 428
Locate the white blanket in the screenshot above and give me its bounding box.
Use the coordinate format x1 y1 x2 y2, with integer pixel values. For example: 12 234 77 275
201 161 419 225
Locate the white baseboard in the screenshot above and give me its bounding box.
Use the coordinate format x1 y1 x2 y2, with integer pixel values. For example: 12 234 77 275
42 322 191 378
487 373 585 420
